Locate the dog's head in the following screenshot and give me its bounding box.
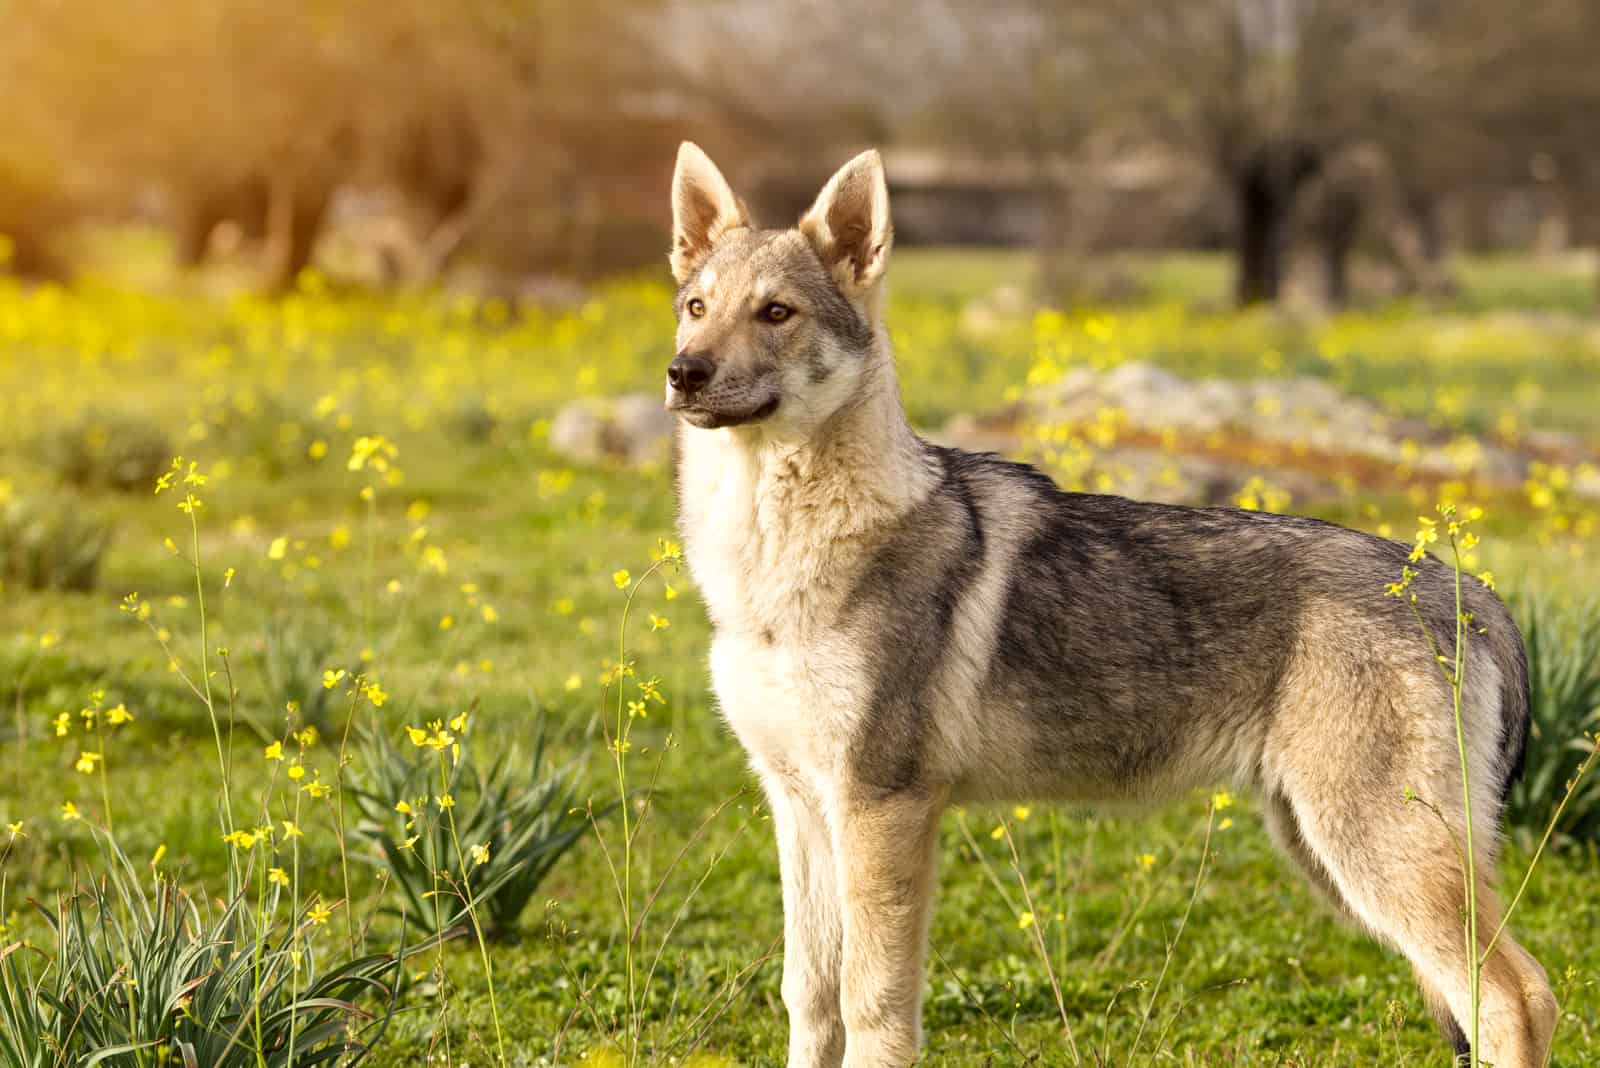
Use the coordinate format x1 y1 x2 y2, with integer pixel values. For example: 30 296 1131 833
664 143 891 435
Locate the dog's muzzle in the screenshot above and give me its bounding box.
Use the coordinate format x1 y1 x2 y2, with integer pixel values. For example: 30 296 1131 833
664 354 779 427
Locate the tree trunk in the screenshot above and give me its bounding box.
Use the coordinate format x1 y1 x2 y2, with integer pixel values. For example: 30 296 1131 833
266 182 331 292
1320 188 1364 309
2 228 67 279
1322 229 1353 309
1234 169 1293 305
1408 189 1445 265
173 199 219 268
1231 141 1320 307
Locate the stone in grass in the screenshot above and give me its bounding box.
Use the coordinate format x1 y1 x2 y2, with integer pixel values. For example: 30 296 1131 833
549 393 674 468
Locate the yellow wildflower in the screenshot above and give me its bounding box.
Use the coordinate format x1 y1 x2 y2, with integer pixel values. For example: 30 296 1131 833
348 435 398 473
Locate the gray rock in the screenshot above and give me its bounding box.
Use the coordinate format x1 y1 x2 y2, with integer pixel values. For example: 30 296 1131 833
548 399 609 464
611 393 676 466
549 392 673 467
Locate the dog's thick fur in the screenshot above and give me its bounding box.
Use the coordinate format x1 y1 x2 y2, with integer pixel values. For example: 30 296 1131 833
664 142 1556 1068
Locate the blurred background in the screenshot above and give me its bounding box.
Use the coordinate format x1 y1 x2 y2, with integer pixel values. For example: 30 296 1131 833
2 0 1597 307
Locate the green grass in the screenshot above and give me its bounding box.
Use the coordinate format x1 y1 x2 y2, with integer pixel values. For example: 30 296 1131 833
1452 253 1600 317
1 246 1598 1065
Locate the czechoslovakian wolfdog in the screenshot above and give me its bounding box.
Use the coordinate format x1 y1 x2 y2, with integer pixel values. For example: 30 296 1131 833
663 142 1555 1067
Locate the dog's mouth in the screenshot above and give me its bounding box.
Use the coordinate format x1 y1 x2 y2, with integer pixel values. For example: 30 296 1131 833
669 395 780 429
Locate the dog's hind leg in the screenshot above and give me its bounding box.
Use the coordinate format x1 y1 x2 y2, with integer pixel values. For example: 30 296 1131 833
1262 790 1358 922
1296 814 1554 1068
1268 721 1556 1066
1264 791 1473 1061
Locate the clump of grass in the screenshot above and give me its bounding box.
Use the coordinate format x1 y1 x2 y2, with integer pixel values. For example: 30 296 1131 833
254 620 344 739
0 830 403 1067
1508 594 1600 846
40 414 170 493
451 395 499 444
349 713 591 939
0 495 112 591
213 394 330 482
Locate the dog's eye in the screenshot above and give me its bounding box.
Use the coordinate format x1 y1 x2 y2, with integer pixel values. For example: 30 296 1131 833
686 298 706 319
761 302 792 324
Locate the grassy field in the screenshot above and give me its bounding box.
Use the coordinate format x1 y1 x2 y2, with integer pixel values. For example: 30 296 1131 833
1 247 1598 1066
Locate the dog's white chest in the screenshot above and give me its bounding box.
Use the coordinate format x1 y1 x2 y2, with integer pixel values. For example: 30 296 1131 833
708 627 865 781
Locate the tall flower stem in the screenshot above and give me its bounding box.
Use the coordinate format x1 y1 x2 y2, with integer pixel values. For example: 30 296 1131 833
437 753 507 1067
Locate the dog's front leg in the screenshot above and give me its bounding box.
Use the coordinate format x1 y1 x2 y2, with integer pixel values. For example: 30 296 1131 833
769 779 847 1068
834 786 945 1068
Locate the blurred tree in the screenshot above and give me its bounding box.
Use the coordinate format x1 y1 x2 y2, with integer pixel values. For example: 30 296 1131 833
4 0 547 285
1053 2 1453 306
908 0 1598 309
0 14 80 277
1448 0 1600 302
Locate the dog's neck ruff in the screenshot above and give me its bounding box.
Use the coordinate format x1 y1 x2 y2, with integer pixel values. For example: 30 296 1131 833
676 350 935 636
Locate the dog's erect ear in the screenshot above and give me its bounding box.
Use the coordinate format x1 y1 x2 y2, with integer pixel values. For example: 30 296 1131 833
800 149 892 295
670 142 751 285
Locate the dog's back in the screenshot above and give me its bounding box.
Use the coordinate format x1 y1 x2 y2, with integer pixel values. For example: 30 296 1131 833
831 444 1531 814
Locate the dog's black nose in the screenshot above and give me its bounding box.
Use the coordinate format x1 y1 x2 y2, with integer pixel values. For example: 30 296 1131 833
667 353 715 395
